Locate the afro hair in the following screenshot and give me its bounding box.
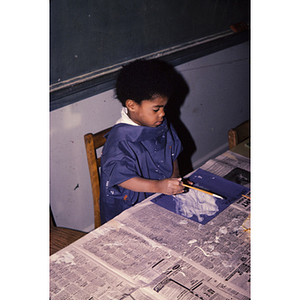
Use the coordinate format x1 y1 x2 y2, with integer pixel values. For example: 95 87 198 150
115 59 174 106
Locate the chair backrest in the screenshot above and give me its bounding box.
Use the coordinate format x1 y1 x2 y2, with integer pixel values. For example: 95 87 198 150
84 127 112 228
228 120 250 149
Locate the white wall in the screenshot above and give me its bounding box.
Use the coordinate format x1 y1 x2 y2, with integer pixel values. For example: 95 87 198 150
50 41 249 232
176 41 250 167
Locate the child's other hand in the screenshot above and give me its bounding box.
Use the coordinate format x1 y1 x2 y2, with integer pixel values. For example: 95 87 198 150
157 178 184 195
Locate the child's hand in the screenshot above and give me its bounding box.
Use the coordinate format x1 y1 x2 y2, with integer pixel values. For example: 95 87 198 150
157 178 184 195
119 177 184 195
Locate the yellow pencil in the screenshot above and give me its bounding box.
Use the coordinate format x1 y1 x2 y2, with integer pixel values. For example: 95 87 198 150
182 183 224 199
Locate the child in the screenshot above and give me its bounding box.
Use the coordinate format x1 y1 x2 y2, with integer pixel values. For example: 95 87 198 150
100 59 184 223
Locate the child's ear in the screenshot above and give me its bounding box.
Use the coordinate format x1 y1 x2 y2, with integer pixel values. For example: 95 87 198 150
125 99 136 112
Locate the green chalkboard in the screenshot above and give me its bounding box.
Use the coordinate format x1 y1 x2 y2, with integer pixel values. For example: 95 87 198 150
50 0 250 110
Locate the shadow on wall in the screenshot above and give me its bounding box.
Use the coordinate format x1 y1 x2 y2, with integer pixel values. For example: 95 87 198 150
163 61 196 177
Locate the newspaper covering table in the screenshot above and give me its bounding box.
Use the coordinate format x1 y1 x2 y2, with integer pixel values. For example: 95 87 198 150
50 151 251 300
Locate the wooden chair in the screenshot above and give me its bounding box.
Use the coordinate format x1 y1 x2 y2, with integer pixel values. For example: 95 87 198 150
50 207 87 256
49 127 112 255
84 127 112 229
228 120 250 149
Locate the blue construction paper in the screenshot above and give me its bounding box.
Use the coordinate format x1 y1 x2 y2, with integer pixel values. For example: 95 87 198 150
151 168 250 225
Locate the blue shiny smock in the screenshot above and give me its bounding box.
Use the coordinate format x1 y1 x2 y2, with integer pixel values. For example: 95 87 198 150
100 119 182 223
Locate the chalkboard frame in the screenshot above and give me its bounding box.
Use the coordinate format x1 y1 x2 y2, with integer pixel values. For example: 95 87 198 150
50 30 249 111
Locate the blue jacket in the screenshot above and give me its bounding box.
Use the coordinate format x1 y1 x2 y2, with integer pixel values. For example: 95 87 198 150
100 119 182 223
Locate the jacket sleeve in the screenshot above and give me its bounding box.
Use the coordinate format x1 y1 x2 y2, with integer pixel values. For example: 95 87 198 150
101 140 140 188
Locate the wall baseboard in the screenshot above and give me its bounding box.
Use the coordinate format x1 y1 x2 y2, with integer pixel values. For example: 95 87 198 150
83 224 95 233
192 142 229 170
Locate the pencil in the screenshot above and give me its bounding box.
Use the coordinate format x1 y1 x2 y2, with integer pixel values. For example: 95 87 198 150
182 183 224 199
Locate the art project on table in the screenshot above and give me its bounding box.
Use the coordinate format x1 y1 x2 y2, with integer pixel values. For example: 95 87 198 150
151 168 250 225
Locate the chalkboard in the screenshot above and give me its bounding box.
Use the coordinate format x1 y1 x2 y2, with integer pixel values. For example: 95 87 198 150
50 0 250 110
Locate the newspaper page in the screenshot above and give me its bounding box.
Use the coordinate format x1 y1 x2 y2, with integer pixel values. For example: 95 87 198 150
50 199 250 300
77 219 181 285
50 217 181 300
50 151 250 300
200 151 250 189
50 244 139 300
117 197 250 300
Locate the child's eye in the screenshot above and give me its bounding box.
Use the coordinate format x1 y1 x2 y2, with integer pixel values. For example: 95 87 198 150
153 109 159 112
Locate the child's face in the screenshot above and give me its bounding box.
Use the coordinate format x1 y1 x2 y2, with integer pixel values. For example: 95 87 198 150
127 95 168 127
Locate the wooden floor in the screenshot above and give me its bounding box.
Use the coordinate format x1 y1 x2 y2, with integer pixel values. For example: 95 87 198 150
50 227 87 256
50 208 87 256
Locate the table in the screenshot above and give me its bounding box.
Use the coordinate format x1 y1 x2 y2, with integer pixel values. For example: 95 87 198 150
50 149 250 300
